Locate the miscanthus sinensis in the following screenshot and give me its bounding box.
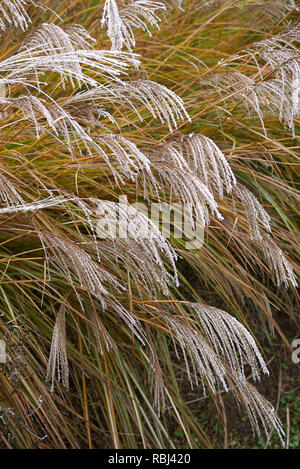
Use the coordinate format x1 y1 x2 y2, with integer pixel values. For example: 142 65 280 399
0 0 298 448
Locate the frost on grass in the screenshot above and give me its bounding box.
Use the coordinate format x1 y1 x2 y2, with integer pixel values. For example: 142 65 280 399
0 195 73 214
0 46 189 179
0 0 31 31
236 0 299 24
88 308 115 355
231 175 296 288
101 0 165 51
188 302 269 381
0 44 141 90
207 71 295 135
0 94 155 182
38 231 146 346
239 29 300 133
234 183 271 240
95 198 179 288
148 133 236 201
252 32 300 82
46 305 69 393
141 157 222 227
150 348 166 415
94 134 152 182
66 79 190 132
140 133 236 226
252 234 298 288
106 80 190 131
0 172 24 206
1 95 94 147
177 134 236 198
230 376 285 445
21 23 96 88
23 23 96 52
164 313 228 392
162 305 284 442
100 239 174 297
0 0 292 446
38 231 122 309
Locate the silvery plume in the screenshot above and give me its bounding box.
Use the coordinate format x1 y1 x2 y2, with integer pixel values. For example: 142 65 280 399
94 198 179 287
38 230 146 346
159 303 284 441
0 0 31 31
46 305 69 393
140 133 236 226
207 71 296 135
101 0 166 51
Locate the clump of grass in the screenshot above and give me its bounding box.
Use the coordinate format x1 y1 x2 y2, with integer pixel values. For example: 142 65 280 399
0 0 299 448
